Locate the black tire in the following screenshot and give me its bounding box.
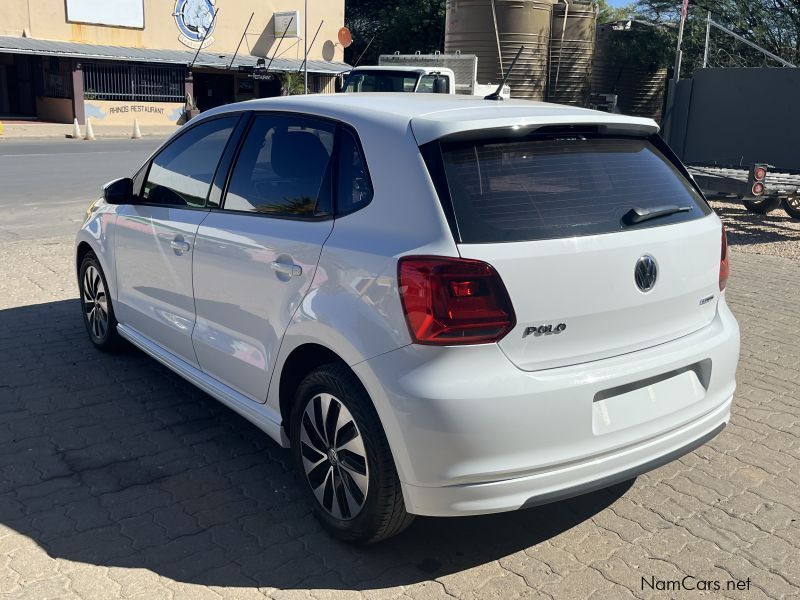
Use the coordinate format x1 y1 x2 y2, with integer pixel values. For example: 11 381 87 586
782 196 800 220
743 197 781 214
290 362 414 544
78 251 124 352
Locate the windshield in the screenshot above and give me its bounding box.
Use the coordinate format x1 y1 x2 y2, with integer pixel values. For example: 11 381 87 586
343 71 419 93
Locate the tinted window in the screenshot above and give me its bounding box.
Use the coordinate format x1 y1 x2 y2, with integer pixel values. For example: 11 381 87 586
337 128 373 214
224 115 334 216
438 136 709 243
142 117 237 207
343 71 418 92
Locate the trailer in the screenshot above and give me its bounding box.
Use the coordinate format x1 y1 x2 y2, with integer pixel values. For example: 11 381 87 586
688 164 800 219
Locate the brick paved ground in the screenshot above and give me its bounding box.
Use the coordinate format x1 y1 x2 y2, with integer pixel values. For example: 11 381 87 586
0 235 798 599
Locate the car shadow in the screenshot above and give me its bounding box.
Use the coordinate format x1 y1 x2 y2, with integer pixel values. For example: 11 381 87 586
0 299 632 590
710 198 800 247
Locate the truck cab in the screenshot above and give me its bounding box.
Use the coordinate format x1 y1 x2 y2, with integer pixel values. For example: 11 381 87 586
341 66 454 94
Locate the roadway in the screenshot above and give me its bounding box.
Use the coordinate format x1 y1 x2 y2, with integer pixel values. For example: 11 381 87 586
0 138 163 242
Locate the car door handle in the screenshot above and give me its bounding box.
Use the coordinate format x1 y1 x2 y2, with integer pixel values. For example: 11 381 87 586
271 261 302 277
170 239 191 254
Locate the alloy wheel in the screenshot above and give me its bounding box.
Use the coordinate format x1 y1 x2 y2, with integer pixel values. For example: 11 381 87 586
299 393 369 520
82 265 109 341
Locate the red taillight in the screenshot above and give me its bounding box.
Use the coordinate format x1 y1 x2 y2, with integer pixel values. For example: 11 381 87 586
398 256 516 345
719 225 730 291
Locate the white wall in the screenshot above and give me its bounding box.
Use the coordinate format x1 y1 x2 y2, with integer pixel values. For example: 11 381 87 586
65 0 144 29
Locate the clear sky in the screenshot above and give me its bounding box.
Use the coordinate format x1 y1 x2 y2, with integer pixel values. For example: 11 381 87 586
605 0 631 5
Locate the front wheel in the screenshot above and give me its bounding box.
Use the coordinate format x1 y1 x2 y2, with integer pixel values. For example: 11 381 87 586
79 252 124 352
783 196 800 220
290 363 414 544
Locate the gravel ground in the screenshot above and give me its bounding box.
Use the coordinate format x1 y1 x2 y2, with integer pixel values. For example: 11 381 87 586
710 198 800 259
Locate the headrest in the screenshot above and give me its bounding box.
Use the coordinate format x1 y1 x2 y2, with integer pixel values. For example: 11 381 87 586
271 130 330 179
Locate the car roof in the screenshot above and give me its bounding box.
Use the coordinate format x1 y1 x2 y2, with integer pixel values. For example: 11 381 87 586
202 93 660 145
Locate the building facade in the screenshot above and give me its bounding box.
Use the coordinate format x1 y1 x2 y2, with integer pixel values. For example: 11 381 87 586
0 0 347 124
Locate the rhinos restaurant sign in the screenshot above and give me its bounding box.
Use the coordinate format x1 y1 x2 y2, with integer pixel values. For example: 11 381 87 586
174 0 217 49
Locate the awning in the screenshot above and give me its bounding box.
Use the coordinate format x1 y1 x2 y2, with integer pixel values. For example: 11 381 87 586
0 35 349 74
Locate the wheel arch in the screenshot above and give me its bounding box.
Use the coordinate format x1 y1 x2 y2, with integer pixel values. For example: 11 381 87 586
277 342 353 435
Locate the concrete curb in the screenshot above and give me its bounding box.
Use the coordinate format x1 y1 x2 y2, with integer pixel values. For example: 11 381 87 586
0 123 178 141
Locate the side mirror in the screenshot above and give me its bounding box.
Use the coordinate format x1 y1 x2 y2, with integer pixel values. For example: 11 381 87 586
433 77 448 94
103 177 133 205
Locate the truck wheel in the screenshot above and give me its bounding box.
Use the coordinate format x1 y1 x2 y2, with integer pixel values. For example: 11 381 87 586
743 197 781 214
782 197 800 220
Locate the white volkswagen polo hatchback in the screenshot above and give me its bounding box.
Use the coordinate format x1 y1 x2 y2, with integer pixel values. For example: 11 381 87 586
76 94 740 543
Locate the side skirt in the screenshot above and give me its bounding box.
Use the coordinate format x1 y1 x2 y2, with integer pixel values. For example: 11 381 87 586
117 323 289 447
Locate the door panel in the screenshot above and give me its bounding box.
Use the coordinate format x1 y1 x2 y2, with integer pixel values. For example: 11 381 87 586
113 116 239 366
191 113 336 402
115 206 207 365
192 216 333 400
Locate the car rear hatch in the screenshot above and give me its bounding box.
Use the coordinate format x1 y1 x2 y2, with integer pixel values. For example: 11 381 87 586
418 123 723 371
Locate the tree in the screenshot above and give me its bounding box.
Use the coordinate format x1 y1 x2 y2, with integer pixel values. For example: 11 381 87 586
633 0 800 75
596 0 635 23
344 0 445 65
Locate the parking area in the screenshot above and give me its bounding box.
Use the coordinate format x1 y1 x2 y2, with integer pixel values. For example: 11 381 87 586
0 166 799 598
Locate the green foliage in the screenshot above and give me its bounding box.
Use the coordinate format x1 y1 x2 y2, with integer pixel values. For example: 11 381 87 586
280 72 305 96
596 0 634 23
633 0 799 75
344 0 446 65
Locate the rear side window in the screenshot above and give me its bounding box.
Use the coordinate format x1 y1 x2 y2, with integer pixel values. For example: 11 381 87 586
224 114 335 216
437 136 709 243
337 128 373 215
142 117 237 207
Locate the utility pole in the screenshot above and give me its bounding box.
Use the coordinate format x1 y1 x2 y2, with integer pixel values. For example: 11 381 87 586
304 0 309 94
702 11 711 68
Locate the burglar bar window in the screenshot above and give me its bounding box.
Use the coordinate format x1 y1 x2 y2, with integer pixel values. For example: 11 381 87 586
42 57 73 99
83 62 185 102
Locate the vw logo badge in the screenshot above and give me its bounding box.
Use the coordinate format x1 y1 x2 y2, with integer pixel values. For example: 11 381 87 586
634 255 658 292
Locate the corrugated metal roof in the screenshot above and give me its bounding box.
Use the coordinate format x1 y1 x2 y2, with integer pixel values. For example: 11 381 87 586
0 35 349 74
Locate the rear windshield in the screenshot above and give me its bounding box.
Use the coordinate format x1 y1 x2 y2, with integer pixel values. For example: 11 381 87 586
435 136 709 243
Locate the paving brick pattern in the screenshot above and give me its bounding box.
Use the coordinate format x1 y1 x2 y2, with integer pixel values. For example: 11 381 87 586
0 236 798 599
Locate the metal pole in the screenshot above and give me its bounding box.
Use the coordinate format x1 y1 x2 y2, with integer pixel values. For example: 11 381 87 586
352 35 376 68
490 0 504 77
299 20 324 73
189 8 219 70
710 18 796 67
228 12 255 70
702 11 711 68
304 0 309 94
265 17 294 73
672 0 687 82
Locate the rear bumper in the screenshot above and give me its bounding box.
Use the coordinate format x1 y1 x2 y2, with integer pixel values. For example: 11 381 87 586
353 299 739 517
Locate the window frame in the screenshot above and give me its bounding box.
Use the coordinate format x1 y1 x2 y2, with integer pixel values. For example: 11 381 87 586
134 113 245 211
215 110 374 221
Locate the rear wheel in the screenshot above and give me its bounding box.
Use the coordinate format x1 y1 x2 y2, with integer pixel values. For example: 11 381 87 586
79 252 124 352
290 363 413 544
743 197 781 214
783 196 800 220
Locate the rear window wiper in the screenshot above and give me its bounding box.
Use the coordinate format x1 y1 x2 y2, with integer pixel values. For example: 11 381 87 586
621 205 693 227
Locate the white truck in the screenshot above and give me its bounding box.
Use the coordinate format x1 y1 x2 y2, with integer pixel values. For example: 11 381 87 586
341 53 510 98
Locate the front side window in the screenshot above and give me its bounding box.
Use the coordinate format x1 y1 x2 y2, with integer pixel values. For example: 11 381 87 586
224 115 335 216
142 117 237 208
417 74 449 93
